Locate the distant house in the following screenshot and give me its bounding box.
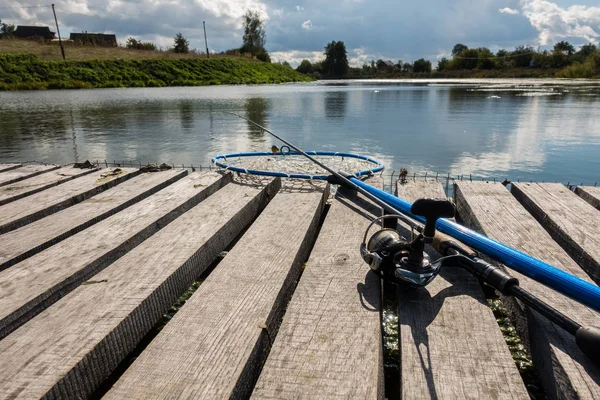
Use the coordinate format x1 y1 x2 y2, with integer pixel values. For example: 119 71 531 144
13 26 56 40
69 32 117 46
377 60 395 72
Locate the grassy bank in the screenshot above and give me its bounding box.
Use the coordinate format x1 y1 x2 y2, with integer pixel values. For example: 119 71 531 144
0 53 313 90
0 38 251 61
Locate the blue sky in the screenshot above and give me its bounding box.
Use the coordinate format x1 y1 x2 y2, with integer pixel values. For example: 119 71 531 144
2 0 599 66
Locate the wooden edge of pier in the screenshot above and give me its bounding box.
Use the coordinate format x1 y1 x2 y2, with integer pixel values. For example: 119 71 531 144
511 182 600 285
395 180 528 399
575 186 600 211
454 181 600 399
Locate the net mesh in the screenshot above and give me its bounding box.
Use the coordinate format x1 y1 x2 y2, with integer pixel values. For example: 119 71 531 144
212 152 383 179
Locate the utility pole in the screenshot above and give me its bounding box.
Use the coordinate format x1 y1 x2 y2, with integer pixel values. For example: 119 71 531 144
51 4 66 60
203 21 209 58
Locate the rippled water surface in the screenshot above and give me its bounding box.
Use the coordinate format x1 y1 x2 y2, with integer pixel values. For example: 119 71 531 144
1 79 599 183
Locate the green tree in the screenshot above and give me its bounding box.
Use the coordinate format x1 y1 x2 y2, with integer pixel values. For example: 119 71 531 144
242 10 266 56
173 33 189 53
476 47 495 69
297 59 313 74
402 62 412 72
322 40 349 77
578 43 597 58
511 45 535 67
454 48 478 69
495 49 510 68
126 37 157 51
437 57 449 71
0 19 15 39
413 58 432 73
281 61 291 68
452 43 468 56
554 41 575 56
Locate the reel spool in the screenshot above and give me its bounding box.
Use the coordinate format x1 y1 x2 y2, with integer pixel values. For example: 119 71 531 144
360 198 455 288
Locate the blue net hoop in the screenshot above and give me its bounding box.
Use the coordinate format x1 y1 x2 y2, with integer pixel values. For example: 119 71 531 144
211 151 384 180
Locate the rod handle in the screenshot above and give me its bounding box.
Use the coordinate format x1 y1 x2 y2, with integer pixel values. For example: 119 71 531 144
432 231 477 258
576 326 600 365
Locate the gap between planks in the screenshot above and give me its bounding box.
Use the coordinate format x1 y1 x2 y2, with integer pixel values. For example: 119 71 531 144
575 186 600 211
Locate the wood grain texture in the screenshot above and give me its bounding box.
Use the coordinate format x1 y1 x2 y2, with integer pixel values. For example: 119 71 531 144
455 182 600 399
0 164 59 187
106 185 327 400
251 179 385 400
0 167 140 234
512 182 600 284
0 172 231 340
0 170 187 270
395 180 528 400
0 164 22 173
575 186 600 211
0 166 97 206
0 178 280 400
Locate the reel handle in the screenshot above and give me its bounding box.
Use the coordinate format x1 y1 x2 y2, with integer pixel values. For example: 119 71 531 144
410 198 455 242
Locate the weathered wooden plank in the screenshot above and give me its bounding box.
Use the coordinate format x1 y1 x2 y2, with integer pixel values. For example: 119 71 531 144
512 182 600 284
106 184 327 400
575 186 600 211
251 179 384 399
455 182 600 399
395 180 528 399
0 170 186 270
0 166 97 206
0 164 59 187
0 178 280 400
0 164 22 173
0 172 231 340
0 167 140 234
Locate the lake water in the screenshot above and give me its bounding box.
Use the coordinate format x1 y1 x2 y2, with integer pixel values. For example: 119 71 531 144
1 79 599 184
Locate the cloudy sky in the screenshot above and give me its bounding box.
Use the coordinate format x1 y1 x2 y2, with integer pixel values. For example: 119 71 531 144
2 0 599 66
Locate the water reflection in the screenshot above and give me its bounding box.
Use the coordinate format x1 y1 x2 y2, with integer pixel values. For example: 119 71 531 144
324 90 348 118
244 97 268 140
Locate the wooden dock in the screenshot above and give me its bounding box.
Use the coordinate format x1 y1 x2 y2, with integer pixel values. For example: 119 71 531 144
0 164 599 399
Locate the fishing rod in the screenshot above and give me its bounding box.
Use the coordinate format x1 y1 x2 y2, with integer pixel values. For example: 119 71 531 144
225 112 600 314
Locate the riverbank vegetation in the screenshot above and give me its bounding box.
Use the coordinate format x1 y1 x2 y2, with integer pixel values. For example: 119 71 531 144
298 40 600 79
0 53 312 90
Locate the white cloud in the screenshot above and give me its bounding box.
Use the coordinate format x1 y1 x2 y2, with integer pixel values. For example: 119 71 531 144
295 5 304 11
520 0 600 45
499 7 519 15
301 20 313 30
270 50 323 66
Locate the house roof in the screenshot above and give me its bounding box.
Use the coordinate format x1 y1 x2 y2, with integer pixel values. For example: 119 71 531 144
377 60 395 67
13 26 56 39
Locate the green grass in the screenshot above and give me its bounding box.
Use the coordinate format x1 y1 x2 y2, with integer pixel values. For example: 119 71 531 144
0 53 313 90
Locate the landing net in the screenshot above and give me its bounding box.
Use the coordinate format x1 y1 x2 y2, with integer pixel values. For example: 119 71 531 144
211 151 384 180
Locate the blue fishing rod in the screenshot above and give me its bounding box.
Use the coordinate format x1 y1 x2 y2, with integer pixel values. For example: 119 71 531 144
227 112 600 363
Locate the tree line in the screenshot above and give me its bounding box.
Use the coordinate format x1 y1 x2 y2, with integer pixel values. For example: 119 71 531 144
294 39 599 78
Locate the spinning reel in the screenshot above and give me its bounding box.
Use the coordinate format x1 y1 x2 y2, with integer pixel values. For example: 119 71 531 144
361 198 455 287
